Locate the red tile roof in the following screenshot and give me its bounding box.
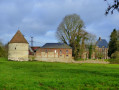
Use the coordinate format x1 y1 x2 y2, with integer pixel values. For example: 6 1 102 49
9 30 28 43
31 47 40 51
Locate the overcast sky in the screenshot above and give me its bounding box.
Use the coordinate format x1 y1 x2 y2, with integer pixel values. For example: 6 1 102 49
0 0 119 46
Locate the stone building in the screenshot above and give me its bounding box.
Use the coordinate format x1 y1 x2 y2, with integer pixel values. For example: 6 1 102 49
95 37 109 59
81 37 109 59
35 43 72 62
8 30 29 61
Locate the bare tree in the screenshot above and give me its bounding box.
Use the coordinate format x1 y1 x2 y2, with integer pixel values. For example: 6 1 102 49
85 33 96 46
104 0 119 15
56 14 88 59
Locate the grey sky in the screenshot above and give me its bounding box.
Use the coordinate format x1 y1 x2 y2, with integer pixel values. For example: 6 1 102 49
0 0 119 46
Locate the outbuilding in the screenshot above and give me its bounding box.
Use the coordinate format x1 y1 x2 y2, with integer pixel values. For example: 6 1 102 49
35 43 72 62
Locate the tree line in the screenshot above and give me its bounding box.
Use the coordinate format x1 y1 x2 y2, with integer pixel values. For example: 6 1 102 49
56 14 119 61
0 41 8 58
1 15 118 62
108 29 119 63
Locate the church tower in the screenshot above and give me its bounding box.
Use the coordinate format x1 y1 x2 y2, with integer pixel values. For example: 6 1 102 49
8 30 29 61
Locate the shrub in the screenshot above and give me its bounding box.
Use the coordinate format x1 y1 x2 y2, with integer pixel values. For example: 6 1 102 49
0 46 7 57
109 51 119 64
111 51 119 59
29 56 35 61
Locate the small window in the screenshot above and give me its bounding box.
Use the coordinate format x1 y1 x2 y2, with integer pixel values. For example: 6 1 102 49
55 50 56 53
66 50 68 54
45 50 47 53
15 47 16 50
60 50 62 54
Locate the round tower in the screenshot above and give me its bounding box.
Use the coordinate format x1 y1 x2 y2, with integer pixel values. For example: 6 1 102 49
8 30 29 61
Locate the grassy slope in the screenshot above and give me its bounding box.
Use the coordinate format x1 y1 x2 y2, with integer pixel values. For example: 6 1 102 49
0 58 119 90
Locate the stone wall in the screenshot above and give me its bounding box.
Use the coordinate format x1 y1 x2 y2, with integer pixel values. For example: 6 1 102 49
35 57 73 62
8 43 29 61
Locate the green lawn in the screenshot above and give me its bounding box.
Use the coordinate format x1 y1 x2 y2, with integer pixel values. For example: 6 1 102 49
0 58 119 90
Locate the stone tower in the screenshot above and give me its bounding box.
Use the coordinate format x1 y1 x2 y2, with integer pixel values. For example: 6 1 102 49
8 30 29 61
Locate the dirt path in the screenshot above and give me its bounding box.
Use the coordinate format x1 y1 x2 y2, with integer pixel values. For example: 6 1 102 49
72 60 109 64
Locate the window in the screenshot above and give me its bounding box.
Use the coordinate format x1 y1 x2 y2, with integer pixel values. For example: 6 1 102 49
15 47 16 50
66 50 68 54
45 50 47 53
55 50 56 53
102 48 105 52
60 50 62 54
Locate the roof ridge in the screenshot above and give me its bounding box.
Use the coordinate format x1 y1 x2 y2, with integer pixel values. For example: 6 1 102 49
41 43 71 49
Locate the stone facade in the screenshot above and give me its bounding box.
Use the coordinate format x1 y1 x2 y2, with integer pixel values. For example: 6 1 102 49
8 43 29 61
8 30 29 61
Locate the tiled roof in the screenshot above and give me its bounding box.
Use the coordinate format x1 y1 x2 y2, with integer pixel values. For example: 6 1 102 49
9 30 28 43
96 39 108 48
41 43 72 49
31 47 40 51
29 47 40 55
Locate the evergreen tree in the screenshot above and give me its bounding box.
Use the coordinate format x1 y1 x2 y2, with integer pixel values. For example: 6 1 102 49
117 30 119 51
108 29 118 57
89 44 93 59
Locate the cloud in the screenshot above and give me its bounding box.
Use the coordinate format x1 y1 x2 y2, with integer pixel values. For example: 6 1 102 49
0 0 118 45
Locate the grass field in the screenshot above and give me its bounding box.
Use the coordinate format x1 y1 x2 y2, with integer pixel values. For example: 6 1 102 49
0 58 119 90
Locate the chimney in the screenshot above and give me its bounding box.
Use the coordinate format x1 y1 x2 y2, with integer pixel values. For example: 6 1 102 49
99 37 101 41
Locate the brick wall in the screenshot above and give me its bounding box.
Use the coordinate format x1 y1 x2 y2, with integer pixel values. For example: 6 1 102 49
35 48 72 62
